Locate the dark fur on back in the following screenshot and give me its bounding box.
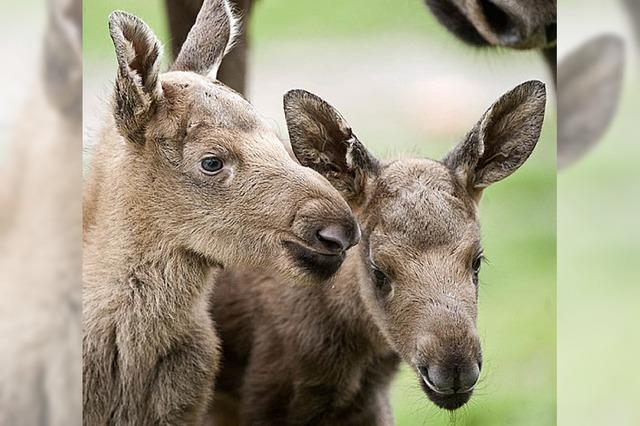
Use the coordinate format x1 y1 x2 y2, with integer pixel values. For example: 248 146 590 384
210 258 401 425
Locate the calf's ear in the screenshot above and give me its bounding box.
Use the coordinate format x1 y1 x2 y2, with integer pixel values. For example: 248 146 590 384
443 80 546 197
283 90 379 206
109 11 163 144
171 0 239 79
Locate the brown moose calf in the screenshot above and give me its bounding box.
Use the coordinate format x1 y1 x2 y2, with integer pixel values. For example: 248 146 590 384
209 81 547 425
82 1 358 424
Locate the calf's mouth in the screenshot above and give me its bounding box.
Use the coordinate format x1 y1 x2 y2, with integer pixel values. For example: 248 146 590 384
283 240 347 281
418 372 474 411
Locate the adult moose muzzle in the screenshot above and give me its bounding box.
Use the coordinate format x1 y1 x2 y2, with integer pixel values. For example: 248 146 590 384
425 0 556 49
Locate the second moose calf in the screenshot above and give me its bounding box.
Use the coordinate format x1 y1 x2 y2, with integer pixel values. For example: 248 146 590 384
209 81 547 424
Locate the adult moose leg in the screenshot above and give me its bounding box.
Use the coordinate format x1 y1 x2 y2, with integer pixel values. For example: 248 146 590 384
165 0 254 95
165 0 200 60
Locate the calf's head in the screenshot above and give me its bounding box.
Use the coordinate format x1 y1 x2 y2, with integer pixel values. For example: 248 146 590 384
425 0 556 49
284 81 546 410
106 0 358 283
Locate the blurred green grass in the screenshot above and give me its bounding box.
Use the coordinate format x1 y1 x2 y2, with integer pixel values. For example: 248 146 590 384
84 1 556 424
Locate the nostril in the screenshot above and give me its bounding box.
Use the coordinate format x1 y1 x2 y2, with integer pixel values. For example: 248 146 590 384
418 366 429 379
459 362 481 393
419 365 455 395
479 0 519 41
420 362 479 395
315 224 349 254
545 23 557 43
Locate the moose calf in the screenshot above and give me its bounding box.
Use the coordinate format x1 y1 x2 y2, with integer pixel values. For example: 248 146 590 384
82 0 358 424
209 81 547 425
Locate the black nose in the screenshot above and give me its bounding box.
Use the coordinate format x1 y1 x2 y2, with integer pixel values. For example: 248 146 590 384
419 362 481 395
314 222 360 254
479 0 518 43
478 0 556 48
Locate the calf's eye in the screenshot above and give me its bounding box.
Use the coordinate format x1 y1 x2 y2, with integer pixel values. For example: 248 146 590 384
370 263 392 296
200 156 224 174
472 255 483 286
472 256 482 275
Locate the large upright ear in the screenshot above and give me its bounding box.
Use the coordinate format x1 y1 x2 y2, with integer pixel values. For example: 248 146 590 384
171 0 238 79
443 80 546 194
283 90 380 205
558 35 625 169
108 11 163 144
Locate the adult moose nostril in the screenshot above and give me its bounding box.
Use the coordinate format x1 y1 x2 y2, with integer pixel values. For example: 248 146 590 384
314 223 359 254
478 0 520 43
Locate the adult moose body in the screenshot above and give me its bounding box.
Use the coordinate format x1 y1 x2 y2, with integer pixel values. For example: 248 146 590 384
82 0 359 424
208 81 547 424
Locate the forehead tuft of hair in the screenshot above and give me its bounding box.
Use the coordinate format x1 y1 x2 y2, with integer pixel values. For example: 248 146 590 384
366 159 478 249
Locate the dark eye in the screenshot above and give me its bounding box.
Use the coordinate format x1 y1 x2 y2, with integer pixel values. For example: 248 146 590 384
472 256 482 274
370 263 392 296
472 255 483 285
200 156 224 174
